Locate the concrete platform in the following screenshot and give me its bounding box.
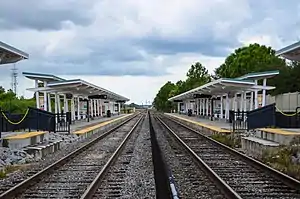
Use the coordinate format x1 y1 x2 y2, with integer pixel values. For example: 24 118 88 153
241 136 279 159
165 113 231 134
255 128 300 145
23 140 63 159
73 114 133 139
71 114 128 132
2 131 49 150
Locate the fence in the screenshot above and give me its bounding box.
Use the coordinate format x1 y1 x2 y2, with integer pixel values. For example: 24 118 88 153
0 107 71 137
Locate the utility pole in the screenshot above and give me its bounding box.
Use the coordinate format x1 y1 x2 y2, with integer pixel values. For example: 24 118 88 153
11 64 18 95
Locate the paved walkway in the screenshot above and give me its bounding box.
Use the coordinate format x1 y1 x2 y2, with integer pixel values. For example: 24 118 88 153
167 113 232 130
70 114 126 132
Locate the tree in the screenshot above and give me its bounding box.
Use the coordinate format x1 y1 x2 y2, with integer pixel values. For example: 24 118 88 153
153 62 212 112
153 81 177 112
0 88 35 113
214 43 292 95
215 43 286 78
185 62 211 89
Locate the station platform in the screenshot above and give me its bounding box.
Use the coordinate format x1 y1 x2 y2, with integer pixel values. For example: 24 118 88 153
1 114 133 152
71 114 129 132
164 113 231 134
73 114 133 138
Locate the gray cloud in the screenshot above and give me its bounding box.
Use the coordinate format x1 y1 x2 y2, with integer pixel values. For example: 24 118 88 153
1 0 300 79
0 1 95 30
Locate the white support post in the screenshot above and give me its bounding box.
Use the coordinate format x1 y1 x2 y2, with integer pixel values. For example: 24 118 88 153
90 99 94 117
54 93 58 114
71 97 75 121
254 80 258 109
77 97 80 120
243 92 247 112
58 95 61 114
100 100 103 116
48 94 52 112
234 94 237 120
225 94 229 121
35 80 40 109
206 98 209 116
177 103 180 113
64 94 68 113
250 92 254 111
262 78 267 107
197 99 199 115
43 81 48 111
118 102 121 114
240 92 244 111
220 96 223 119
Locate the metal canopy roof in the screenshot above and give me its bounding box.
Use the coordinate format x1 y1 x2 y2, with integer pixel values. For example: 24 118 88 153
275 41 300 61
23 72 66 82
169 76 276 101
0 41 29 65
236 70 279 81
24 72 129 102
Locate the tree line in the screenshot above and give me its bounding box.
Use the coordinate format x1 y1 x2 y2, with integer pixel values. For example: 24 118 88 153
153 43 300 112
0 87 35 113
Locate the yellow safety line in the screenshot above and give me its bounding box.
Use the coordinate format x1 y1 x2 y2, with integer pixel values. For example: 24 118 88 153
73 114 132 135
1 108 29 125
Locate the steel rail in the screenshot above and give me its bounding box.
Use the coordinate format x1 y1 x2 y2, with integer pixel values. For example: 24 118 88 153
156 115 242 199
0 113 140 199
80 114 145 199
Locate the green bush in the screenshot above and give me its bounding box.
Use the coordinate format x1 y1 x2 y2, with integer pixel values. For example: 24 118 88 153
211 134 241 148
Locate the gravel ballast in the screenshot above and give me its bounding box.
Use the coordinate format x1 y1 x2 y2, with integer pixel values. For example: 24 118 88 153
0 116 133 194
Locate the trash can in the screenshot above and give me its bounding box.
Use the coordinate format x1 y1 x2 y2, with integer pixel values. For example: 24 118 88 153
188 109 192 116
107 110 111 118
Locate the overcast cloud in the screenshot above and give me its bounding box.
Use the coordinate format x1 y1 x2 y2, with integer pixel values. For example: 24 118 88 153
0 0 300 103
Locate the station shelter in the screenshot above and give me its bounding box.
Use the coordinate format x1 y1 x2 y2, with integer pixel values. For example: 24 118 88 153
168 70 279 123
23 72 129 123
0 40 29 65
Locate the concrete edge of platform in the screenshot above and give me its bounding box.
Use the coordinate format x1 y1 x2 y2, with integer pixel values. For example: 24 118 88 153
165 113 231 134
73 113 133 139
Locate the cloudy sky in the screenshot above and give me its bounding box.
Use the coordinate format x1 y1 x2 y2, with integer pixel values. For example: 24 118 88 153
0 0 299 104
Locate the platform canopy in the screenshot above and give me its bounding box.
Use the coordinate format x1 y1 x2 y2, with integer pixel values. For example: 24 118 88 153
169 71 278 101
23 72 129 102
275 41 300 61
23 72 66 82
0 41 29 65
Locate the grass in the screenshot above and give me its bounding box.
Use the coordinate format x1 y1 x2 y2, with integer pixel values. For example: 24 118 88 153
262 145 300 180
211 133 241 148
0 164 30 179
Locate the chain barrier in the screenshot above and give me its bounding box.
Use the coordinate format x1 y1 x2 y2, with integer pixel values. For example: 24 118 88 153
275 106 300 117
1 108 29 125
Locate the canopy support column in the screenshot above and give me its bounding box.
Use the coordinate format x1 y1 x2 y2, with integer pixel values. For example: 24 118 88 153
48 94 52 113
71 96 75 122
250 92 254 111
225 94 229 121
35 80 40 109
254 80 258 109
220 96 223 119
43 81 48 111
58 95 61 114
262 78 267 107
64 94 68 113
206 98 209 116
77 97 80 120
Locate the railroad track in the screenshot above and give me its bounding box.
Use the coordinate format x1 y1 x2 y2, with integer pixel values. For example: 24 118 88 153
151 114 228 199
157 113 300 199
80 112 155 199
0 113 143 199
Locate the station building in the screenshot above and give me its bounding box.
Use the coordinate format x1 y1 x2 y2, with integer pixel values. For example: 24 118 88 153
23 72 129 122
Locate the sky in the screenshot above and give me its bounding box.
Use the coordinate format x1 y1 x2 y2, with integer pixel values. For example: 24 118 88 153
0 0 299 104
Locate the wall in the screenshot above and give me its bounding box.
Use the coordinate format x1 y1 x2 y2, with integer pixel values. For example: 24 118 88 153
267 92 300 112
